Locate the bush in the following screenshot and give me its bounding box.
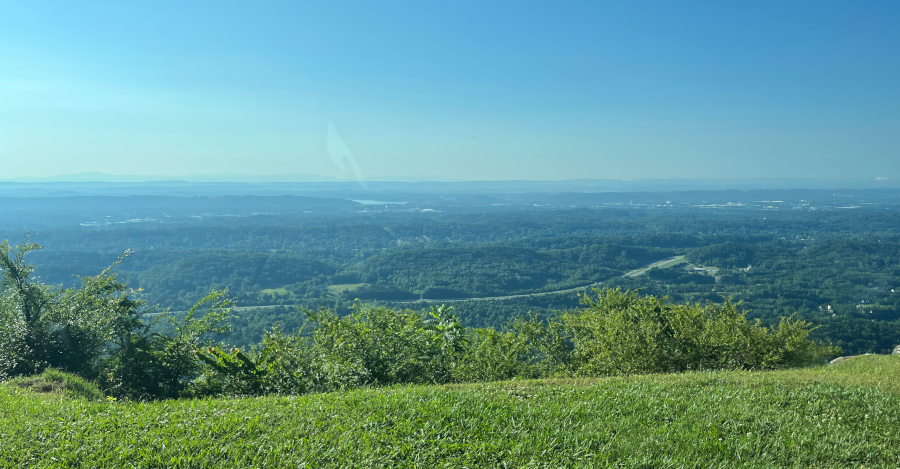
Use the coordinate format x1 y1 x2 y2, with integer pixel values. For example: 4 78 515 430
100 290 236 399
1 240 144 380
561 288 839 375
306 303 466 388
195 327 316 396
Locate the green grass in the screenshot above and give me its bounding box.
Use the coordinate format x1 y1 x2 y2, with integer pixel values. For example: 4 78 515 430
3 368 104 402
2 356 898 468
327 283 368 295
259 287 291 296
625 255 687 277
657 256 689 269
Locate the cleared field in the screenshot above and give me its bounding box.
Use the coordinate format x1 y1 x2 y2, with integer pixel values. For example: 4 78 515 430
327 283 368 295
624 255 687 277
1 355 898 468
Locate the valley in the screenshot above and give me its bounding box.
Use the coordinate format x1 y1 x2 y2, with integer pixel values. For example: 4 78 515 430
2 182 899 354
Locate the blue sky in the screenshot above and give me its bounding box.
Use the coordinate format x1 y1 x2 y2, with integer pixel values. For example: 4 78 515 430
1 1 898 181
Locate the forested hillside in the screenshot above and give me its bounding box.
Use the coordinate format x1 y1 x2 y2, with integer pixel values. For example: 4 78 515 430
0 238 839 400
2 184 898 354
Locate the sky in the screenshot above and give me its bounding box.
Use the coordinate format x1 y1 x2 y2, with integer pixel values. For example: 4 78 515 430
1 1 898 182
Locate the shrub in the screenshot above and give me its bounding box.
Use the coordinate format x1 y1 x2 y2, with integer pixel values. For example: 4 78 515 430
305 303 466 388
453 328 529 382
1 241 144 380
101 290 236 399
561 288 839 375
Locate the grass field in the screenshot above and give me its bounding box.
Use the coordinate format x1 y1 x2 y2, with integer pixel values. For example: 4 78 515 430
326 283 368 296
1 355 898 468
624 255 687 278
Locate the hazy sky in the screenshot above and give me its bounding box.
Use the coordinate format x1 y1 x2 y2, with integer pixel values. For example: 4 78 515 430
1 1 898 181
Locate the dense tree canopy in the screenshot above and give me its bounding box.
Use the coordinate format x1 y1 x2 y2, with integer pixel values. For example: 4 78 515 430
2 241 839 399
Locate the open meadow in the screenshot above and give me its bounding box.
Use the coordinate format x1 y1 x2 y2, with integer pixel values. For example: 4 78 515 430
1 355 897 468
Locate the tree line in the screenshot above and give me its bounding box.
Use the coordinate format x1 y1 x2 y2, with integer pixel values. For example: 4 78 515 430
1 241 839 400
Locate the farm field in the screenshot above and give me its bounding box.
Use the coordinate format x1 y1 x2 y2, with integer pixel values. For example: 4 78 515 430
2 355 897 468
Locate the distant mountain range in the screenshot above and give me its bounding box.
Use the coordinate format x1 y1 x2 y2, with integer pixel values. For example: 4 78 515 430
6 172 340 183
1 174 898 197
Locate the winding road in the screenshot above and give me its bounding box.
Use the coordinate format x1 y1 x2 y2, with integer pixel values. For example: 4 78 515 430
394 255 687 304
159 255 689 314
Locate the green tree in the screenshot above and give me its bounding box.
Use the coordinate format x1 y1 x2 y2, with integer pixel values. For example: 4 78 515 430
0 239 50 377
101 290 235 399
1 239 237 400
1 240 143 379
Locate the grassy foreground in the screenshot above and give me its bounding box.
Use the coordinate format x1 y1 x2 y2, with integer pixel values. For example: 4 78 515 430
1 356 898 468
